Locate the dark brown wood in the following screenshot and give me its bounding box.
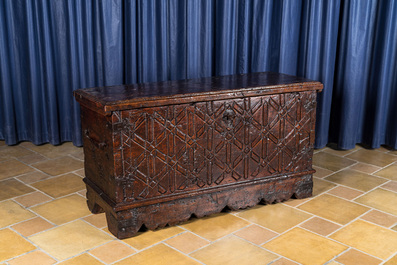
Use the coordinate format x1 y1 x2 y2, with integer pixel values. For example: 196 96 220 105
74 72 323 239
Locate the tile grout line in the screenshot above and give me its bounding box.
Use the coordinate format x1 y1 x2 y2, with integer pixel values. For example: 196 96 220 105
4 226 61 264
162 241 207 265
319 166 394 194
86 252 107 265
322 186 397 229
282 187 397 262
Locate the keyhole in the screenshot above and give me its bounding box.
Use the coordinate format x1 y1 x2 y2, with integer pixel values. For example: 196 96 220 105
223 109 236 127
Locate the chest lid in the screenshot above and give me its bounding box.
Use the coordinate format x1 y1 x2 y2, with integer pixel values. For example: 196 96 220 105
73 72 323 115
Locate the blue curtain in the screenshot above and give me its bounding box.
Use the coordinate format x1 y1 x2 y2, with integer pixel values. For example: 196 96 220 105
1 0 396 149
330 0 397 149
0 0 123 146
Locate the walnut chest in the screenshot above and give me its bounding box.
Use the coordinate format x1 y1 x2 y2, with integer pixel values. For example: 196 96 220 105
74 72 323 239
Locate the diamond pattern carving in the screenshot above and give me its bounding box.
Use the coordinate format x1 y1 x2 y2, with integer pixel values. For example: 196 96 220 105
112 92 316 202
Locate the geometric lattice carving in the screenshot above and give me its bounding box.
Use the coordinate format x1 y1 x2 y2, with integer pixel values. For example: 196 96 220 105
112 91 317 202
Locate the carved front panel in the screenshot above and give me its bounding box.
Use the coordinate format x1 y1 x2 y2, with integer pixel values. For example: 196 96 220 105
112 91 317 202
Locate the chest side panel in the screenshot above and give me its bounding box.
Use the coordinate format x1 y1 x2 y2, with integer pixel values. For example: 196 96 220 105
81 107 116 201
112 91 317 203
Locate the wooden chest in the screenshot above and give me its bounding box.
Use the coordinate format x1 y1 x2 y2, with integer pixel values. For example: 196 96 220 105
74 72 323 239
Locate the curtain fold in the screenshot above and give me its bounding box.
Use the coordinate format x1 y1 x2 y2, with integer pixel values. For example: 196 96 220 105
298 0 341 148
186 0 214 79
0 0 123 146
330 0 397 149
1 0 396 149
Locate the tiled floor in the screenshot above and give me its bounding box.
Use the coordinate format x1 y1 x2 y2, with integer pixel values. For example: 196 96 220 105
0 140 397 265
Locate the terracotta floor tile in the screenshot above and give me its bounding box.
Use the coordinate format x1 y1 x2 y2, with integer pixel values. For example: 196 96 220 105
392 225 397 232
181 213 250 241
388 148 397 155
0 178 34 201
57 253 104 265
384 255 397 265
115 243 201 265
74 169 85 177
335 248 382 265
361 210 397 227
18 142 39 148
16 171 51 184
0 200 36 228
123 226 184 250
0 159 34 180
378 146 393 153
11 217 54 237
313 166 334 178
32 156 83 176
270 258 299 265
325 169 387 192
77 189 86 197
83 213 108 229
355 188 397 216
70 150 84 160
346 149 397 167
263 228 347 265
27 142 83 159
300 217 341 236
327 186 364 200
8 251 56 265
237 204 311 233
101 227 116 237
298 194 369 225
0 229 36 262
375 164 397 181
13 191 52 208
314 147 327 153
191 235 278 265
17 153 47 165
382 181 397 192
31 173 85 198
165 232 209 253
322 147 357 157
350 162 381 174
90 241 136 264
30 194 91 225
282 198 309 207
0 146 34 160
313 152 356 171
330 220 397 260
313 177 337 196
29 220 112 260
234 224 278 245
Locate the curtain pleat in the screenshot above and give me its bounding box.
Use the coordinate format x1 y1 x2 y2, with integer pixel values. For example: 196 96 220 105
330 0 397 149
278 0 302 75
0 0 396 149
365 0 397 148
0 0 123 146
0 1 17 143
298 0 341 148
330 0 378 149
250 0 274 73
186 0 214 79
214 0 238 76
